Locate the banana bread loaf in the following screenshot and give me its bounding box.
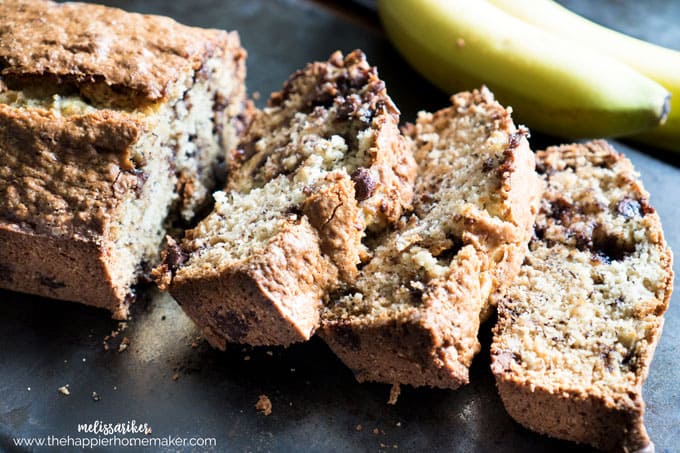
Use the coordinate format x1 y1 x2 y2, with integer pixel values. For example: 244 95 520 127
155 50 416 347
0 0 248 319
320 88 540 389
491 141 674 451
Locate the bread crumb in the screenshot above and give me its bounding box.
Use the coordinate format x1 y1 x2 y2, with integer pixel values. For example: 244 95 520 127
244 355 251 361
355 424 363 432
252 91 260 100
387 383 400 405
58 385 70 396
91 392 101 402
266 350 273 356
372 428 379 435
256 394 272 416
118 337 130 353
172 373 179 381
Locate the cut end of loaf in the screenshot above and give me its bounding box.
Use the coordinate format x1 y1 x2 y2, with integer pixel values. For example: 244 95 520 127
0 1 248 317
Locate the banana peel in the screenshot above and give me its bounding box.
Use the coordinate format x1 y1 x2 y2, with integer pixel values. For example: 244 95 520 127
378 0 670 140
487 0 680 151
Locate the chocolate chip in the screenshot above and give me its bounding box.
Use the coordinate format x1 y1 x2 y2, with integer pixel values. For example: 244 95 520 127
351 167 376 201
547 197 573 224
0 263 15 283
164 239 188 273
408 285 424 304
335 72 369 95
38 274 66 290
285 205 303 218
215 310 250 342
591 226 635 263
134 170 148 197
616 198 642 219
482 157 496 172
506 126 529 150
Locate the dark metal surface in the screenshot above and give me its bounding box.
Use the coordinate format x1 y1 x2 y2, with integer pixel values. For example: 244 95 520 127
1 1 678 452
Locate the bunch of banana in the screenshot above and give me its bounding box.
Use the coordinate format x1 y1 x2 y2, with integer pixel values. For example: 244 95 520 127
378 0 674 147
487 0 680 150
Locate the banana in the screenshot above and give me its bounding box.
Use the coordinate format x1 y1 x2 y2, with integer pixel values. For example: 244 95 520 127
377 0 670 139
487 0 680 151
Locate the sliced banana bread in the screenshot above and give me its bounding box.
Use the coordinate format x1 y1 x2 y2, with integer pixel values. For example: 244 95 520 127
0 0 248 319
491 141 673 452
320 88 540 389
156 51 416 348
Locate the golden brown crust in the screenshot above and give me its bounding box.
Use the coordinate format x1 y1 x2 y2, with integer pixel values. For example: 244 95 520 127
170 219 338 347
0 105 141 239
302 173 362 282
0 0 236 107
491 141 674 452
0 226 130 319
494 376 651 452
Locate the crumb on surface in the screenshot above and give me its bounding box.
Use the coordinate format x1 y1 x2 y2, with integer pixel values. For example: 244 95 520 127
387 383 400 405
172 373 179 381
256 394 272 416
58 385 70 396
118 337 130 353
355 424 363 432
91 391 101 402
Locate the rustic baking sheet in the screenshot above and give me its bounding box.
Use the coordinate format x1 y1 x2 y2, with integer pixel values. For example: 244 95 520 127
1 1 678 451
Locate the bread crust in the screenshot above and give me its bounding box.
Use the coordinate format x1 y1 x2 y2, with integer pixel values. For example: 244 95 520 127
0 226 129 319
0 0 238 106
168 219 338 348
491 141 674 452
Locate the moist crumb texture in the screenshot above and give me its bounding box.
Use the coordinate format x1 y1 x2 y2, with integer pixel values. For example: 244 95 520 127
491 141 674 452
0 0 248 318
158 50 416 347
321 88 541 389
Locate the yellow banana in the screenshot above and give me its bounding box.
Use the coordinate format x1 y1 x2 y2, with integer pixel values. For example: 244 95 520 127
377 0 670 139
487 0 680 151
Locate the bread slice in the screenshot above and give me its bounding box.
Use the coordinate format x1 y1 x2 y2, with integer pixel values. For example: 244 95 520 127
156 50 416 348
491 141 673 451
0 0 248 319
320 88 540 389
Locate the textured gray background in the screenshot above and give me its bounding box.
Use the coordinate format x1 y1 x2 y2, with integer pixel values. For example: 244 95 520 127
0 1 678 452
